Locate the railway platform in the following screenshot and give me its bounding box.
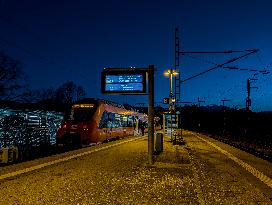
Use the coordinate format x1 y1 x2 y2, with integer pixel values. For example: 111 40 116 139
0 131 271 204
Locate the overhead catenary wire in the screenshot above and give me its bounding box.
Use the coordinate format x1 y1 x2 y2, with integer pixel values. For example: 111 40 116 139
180 50 249 54
175 41 270 110
182 52 269 74
180 49 259 83
181 49 272 110
180 48 272 110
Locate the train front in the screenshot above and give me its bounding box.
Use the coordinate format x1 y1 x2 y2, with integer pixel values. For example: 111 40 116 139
56 102 99 147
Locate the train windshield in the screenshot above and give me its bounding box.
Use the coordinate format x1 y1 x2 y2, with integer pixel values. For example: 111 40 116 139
70 104 96 123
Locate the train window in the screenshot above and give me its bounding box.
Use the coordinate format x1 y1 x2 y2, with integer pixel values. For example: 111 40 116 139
107 120 116 128
127 116 134 127
114 113 120 120
108 112 115 121
119 115 126 127
99 112 109 128
114 120 122 128
99 120 107 128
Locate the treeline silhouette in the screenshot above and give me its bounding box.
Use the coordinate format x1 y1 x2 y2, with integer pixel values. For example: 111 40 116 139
0 51 86 112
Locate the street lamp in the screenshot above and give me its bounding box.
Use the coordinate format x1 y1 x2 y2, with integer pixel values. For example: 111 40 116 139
164 69 179 142
164 69 179 107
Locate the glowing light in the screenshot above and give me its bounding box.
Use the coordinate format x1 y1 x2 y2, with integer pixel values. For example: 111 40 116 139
72 104 94 109
163 69 171 76
173 70 179 76
164 69 179 77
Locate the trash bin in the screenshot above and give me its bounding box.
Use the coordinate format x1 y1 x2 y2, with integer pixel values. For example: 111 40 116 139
155 132 163 154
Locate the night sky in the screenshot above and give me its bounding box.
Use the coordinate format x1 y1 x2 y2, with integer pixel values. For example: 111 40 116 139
1 0 272 111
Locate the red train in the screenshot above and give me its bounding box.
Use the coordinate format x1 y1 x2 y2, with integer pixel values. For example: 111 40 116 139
56 98 147 147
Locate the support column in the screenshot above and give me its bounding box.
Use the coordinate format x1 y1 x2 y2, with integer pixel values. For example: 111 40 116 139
148 65 154 164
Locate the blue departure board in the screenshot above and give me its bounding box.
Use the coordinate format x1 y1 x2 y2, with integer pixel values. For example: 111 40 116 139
101 69 147 94
105 74 143 91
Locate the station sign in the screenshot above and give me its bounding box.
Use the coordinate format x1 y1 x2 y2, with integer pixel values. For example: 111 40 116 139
101 68 147 94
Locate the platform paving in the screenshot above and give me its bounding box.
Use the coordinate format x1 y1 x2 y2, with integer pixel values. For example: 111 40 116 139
0 132 271 204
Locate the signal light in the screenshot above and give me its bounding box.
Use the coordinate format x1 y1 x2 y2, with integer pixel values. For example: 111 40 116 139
163 98 169 104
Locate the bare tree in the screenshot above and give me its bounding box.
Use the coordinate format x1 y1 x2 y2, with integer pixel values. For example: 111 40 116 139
40 87 56 101
21 88 41 103
19 82 86 111
76 85 86 101
55 81 86 106
0 52 27 100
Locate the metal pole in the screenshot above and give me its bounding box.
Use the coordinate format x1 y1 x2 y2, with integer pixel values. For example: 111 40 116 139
170 70 173 97
163 113 165 137
170 70 173 142
148 65 154 164
246 79 250 111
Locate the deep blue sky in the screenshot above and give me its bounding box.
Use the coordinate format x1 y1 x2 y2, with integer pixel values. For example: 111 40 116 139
0 0 272 111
